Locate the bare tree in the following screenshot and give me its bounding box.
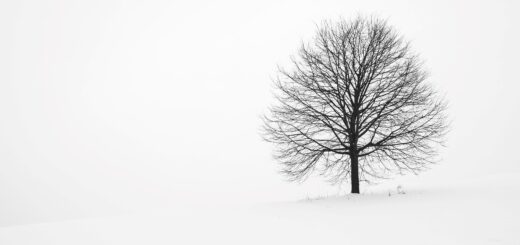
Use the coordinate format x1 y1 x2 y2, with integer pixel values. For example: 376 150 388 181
263 16 447 194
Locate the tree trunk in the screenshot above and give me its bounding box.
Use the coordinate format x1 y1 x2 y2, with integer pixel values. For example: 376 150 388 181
350 153 360 194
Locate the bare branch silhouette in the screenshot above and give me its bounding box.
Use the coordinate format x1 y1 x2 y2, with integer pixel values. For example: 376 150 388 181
263 16 448 193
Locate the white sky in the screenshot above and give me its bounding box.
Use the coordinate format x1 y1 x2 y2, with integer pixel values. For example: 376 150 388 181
1 0 519 226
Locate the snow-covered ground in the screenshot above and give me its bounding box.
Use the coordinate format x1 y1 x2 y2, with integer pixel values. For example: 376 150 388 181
1 172 518 245
1 0 519 244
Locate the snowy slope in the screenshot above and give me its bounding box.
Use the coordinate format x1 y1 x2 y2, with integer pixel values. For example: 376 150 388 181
1 172 518 245
1 0 519 244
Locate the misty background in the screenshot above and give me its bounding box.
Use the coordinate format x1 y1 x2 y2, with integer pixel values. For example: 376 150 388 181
1 0 519 226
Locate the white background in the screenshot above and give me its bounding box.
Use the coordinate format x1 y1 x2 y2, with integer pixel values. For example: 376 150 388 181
1 0 519 227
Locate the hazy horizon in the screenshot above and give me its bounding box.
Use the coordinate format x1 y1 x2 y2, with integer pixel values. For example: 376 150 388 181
1 0 519 227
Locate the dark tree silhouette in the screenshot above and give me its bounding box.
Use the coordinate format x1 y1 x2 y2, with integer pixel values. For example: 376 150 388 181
263 16 447 194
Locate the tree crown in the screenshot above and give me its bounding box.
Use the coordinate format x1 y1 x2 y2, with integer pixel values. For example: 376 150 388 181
263 16 447 185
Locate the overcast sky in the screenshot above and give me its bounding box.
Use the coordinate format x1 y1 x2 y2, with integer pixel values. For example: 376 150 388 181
1 0 519 226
